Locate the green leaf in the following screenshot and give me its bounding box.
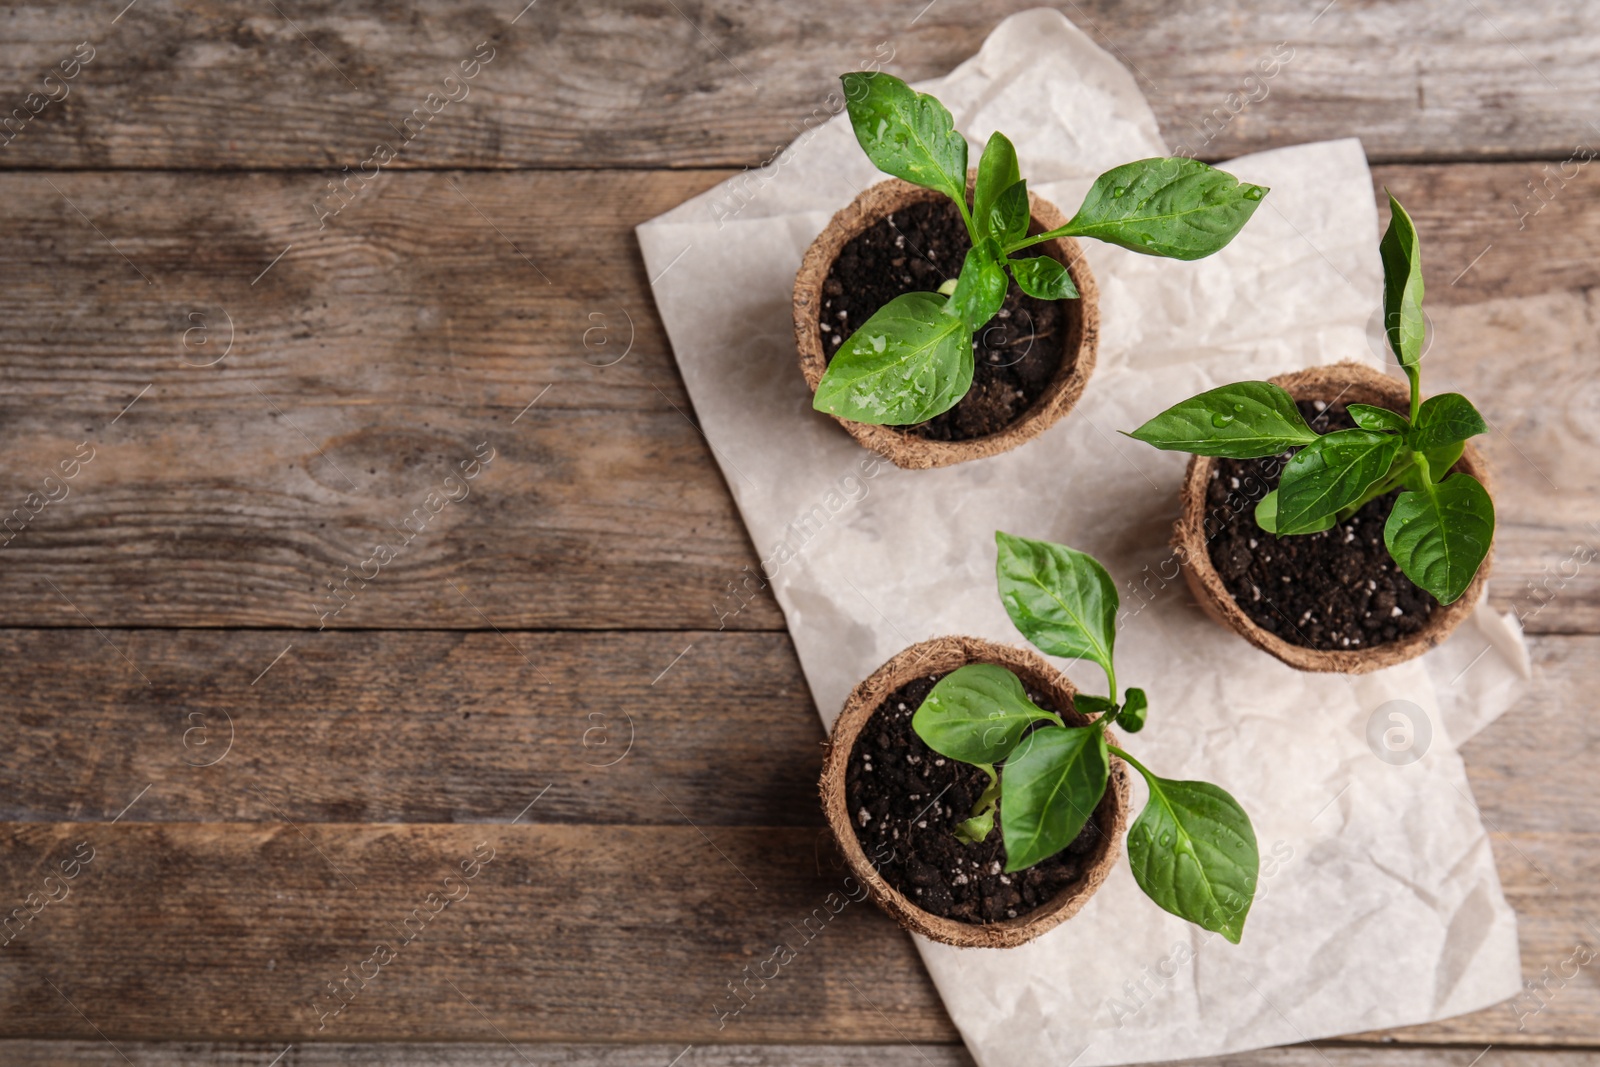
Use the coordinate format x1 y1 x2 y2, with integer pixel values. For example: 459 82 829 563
1072 694 1116 717
973 132 1020 240
1384 472 1494 604
1254 489 1280 534
1128 382 1318 458
1118 688 1148 733
1347 403 1410 434
1061 158 1267 260
1125 772 1259 943
955 809 994 844
1000 725 1110 872
813 292 974 426
1275 429 1403 536
840 72 968 205
1380 193 1425 368
911 663 1061 765
1410 393 1488 452
1254 489 1335 536
988 180 1031 246
947 236 1007 331
1421 439 1465 481
994 531 1120 687
955 764 1000 843
1009 254 1078 300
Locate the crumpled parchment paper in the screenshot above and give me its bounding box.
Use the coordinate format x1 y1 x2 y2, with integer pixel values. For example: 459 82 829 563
637 10 1529 1065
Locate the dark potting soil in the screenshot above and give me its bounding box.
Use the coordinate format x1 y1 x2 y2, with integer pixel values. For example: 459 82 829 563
844 671 1110 924
1205 399 1437 651
819 197 1070 441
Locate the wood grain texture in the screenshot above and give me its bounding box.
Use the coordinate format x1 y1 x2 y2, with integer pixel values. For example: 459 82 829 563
0 628 1592 830
0 823 947 1042
1458 636 1600 837
0 821 1598 1045
0 630 823 826
0 632 1596 1044
0 1045 968 1067
0 166 785 631
0 0 1596 169
6 1043 1600 1067
0 164 1596 632
1373 164 1600 310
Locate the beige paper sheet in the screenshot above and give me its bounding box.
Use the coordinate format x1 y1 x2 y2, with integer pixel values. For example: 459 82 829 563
638 11 1528 1064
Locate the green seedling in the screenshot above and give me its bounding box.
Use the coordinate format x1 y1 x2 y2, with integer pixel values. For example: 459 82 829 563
1126 195 1493 605
813 71 1268 426
911 531 1260 942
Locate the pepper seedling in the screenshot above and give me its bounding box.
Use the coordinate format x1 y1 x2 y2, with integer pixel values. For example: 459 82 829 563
911 531 1260 942
1125 194 1493 606
813 71 1269 427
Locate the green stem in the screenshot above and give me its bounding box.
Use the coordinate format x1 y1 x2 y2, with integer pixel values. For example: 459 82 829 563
1106 744 1153 781
1090 669 1120 731
1004 223 1075 256
953 763 1001 842
1412 450 1433 488
967 763 1000 819
1332 452 1414 522
1403 363 1422 423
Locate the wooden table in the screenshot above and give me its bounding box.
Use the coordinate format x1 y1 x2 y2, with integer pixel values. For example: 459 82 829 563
2 2 1597 1064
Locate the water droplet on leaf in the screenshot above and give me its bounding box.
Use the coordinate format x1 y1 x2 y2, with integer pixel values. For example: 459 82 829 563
1244 186 1265 201
1111 186 1127 199
1211 412 1235 428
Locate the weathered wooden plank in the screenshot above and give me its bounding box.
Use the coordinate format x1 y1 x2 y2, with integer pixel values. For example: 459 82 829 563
1 821 1598 1044
0 632 1596 1043
1458 636 1600 837
1373 164 1600 309
6 1041 1600 1067
0 165 1596 631
0 630 823 826
0 628 1592 829
0 166 785 631
0 823 949 1042
0 1044 954 1067
0 1 1595 169
0 629 1592 1042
